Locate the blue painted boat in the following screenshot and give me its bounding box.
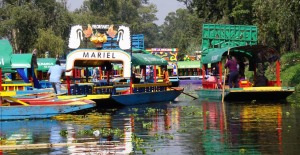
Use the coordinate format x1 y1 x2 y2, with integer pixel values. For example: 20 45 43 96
111 87 182 105
0 91 96 120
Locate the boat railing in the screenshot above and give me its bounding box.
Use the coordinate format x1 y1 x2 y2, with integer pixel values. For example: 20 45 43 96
132 83 170 93
1 83 33 91
67 82 171 95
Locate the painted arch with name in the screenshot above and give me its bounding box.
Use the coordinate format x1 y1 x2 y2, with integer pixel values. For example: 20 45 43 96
65 49 131 77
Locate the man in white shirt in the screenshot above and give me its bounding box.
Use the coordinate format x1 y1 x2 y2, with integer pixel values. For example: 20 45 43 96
47 60 73 94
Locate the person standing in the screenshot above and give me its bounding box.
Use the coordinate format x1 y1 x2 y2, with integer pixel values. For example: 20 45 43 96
224 55 239 88
47 60 72 94
162 67 170 84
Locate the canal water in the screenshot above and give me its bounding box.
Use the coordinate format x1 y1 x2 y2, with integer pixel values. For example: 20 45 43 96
1 84 299 155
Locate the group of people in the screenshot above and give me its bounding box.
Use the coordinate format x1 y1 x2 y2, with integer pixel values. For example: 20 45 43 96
224 55 246 88
132 66 170 84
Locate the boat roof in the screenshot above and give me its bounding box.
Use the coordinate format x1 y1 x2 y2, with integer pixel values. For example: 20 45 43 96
177 60 201 69
131 53 168 66
201 45 280 64
37 58 56 72
0 39 13 69
11 54 33 68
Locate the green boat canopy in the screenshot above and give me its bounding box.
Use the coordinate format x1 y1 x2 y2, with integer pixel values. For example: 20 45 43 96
37 58 56 72
1 68 16 73
131 53 168 66
177 61 201 69
0 39 13 69
11 54 33 68
201 47 231 64
201 45 280 64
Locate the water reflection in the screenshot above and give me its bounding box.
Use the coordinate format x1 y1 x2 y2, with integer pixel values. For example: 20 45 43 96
0 91 300 154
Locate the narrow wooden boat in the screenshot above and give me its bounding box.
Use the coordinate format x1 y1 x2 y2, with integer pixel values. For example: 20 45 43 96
0 91 96 120
61 24 183 106
195 44 296 102
111 87 182 106
197 86 295 101
194 24 296 102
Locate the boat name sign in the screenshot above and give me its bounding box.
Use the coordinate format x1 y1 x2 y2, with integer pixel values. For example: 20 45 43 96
83 52 116 59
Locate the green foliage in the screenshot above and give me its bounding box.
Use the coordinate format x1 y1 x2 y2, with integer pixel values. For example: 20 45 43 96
1 0 299 61
34 28 64 58
280 51 300 87
264 51 300 87
0 3 43 52
182 0 300 53
158 9 202 60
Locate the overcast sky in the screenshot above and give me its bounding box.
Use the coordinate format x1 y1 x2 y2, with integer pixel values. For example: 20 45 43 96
67 0 185 25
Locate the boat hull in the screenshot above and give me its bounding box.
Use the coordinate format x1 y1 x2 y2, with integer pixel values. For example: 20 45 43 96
195 87 295 101
111 90 182 106
0 100 96 120
179 79 202 85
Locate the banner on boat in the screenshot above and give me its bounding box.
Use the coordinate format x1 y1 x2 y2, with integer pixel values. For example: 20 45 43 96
68 24 131 50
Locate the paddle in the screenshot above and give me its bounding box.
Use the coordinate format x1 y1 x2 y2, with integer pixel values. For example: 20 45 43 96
169 87 198 100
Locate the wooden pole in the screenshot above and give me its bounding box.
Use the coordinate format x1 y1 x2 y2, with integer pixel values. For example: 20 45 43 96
276 60 281 86
222 48 230 103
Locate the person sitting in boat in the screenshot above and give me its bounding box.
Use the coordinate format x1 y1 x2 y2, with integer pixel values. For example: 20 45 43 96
92 67 98 82
132 69 140 84
47 60 73 94
225 55 239 88
147 66 154 83
162 67 170 84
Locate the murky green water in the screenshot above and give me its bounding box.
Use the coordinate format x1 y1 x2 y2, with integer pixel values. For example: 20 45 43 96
1 84 299 155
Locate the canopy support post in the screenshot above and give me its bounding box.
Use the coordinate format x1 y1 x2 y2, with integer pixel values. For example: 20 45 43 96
154 65 157 83
218 61 222 84
67 75 71 95
0 68 2 91
202 65 206 81
276 60 281 86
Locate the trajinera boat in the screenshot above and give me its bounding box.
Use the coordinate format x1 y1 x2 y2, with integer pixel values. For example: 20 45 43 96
60 24 183 106
0 91 96 120
195 45 295 101
195 24 295 101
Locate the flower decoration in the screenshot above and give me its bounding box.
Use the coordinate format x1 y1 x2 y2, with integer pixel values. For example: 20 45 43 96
90 32 108 44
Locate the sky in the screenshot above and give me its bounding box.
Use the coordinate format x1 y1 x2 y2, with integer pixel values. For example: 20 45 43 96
67 0 185 25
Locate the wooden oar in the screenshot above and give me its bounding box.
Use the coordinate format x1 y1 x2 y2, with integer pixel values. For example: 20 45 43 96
169 87 198 100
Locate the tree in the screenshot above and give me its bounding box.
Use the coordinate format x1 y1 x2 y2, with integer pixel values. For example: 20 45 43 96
179 0 254 24
34 28 64 58
159 9 203 60
0 3 43 52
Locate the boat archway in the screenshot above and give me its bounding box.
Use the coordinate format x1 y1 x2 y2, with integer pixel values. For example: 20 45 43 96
65 49 131 77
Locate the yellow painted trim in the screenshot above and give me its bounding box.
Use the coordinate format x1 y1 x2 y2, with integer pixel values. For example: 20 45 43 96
0 91 16 97
4 97 29 106
94 86 114 89
57 95 86 100
133 83 170 88
2 83 32 86
86 94 110 99
242 87 282 91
